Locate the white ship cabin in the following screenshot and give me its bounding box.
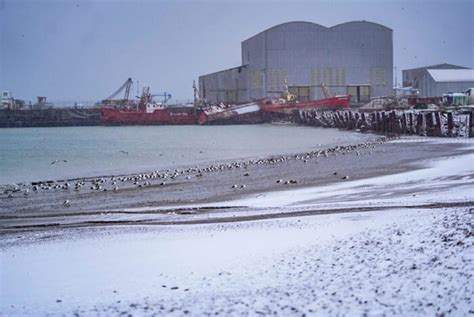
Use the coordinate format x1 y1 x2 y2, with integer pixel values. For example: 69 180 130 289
146 102 165 113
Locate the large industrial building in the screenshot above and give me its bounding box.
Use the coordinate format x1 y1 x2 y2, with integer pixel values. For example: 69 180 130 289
199 21 393 105
402 64 474 97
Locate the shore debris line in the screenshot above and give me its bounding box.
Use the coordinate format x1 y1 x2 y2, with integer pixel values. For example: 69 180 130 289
289 109 474 138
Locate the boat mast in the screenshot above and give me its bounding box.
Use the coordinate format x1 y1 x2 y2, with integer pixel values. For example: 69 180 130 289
193 80 201 116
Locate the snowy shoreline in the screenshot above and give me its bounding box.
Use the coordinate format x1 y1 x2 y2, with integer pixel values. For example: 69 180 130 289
1 208 473 316
1 136 473 230
1 137 473 316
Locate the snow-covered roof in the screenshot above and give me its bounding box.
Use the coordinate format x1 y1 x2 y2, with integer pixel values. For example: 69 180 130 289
404 63 468 72
427 69 474 82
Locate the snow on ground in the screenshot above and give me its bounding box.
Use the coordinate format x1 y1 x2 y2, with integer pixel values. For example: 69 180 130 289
1 138 473 316
1 207 472 316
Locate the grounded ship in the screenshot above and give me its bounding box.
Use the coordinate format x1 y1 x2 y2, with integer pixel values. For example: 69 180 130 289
197 102 262 125
258 84 350 113
198 84 350 125
258 95 351 113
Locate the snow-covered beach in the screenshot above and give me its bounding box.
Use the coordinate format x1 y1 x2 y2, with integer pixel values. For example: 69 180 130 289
1 136 473 316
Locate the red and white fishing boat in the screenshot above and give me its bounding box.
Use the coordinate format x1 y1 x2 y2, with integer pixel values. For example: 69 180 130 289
258 84 351 113
101 81 196 125
258 95 351 113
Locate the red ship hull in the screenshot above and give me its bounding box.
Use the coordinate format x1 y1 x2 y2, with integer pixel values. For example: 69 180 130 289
101 108 197 125
259 95 351 113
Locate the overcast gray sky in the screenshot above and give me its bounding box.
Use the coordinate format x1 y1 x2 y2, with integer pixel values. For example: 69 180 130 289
1 0 473 103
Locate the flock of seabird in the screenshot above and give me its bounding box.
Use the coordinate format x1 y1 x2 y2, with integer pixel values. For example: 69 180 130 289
2 137 392 207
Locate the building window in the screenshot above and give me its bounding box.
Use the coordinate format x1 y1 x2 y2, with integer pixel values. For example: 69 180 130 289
226 91 237 103
370 68 386 85
250 70 263 88
267 68 287 93
288 86 310 102
311 68 346 86
347 85 371 103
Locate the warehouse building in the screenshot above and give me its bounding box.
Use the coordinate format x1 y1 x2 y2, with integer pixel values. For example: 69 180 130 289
199 21 393 105
402 64 473 97
402 63 469 89
419 69 474 97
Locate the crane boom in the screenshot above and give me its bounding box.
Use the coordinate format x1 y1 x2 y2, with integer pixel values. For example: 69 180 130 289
124 80 132 100
105 78 133 100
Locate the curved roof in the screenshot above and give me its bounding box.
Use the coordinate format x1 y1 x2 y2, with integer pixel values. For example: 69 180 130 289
264 21 328 32
242 20 392 42
331 20 392 31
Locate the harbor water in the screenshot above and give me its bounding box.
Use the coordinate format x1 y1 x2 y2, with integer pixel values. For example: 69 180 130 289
0 125 375 184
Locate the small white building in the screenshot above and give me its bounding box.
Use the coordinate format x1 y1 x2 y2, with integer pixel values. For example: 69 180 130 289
419 69 474 97
2 91 14 109
402 63 468 88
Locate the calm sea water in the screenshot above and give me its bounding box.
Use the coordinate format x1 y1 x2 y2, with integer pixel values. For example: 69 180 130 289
0 125 374 184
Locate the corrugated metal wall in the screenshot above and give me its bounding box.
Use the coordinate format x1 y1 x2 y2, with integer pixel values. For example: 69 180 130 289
199 66 248 104
402 64 469 88
241 32 266 101
432 82 474 96
419 72 474 97
200 21 393 104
